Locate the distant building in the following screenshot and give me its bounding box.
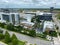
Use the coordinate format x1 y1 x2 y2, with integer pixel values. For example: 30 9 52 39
25 11 52 21
50 7 54 13
38 12 52 21
0 9 20 26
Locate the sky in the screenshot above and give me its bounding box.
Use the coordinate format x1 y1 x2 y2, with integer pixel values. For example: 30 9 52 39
0 0 60 8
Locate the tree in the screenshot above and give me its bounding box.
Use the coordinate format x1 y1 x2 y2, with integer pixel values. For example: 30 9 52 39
29 30 36 37
15 26 23 32
4 31 11 43
7 23 14 31
0 23 5 28
12 38 18 45
11 34 17 40
11 34 18 45
0 33 4 40
49 31 57 37
31 16 41 29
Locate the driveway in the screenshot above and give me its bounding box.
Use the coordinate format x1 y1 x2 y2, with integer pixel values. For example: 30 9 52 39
0 28 52 45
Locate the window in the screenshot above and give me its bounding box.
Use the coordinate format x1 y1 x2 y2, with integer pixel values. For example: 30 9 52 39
2 14 10 22
11 14 15 24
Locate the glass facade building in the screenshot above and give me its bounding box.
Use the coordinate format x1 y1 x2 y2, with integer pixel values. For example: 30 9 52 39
0 12 20 26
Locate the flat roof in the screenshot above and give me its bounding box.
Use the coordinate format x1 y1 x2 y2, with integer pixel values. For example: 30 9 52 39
44 21 54 29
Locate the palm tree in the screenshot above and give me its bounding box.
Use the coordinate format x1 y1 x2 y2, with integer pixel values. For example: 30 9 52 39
32 15 41 29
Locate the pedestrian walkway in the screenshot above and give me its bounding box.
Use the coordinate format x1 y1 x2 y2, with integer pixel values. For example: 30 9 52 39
0 41 7 45
26 43 31 45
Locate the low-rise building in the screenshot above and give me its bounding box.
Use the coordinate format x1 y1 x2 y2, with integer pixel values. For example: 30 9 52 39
20 21 34 29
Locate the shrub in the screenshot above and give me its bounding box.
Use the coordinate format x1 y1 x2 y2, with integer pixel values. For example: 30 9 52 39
4 31 11 43
36 33 46 39
0 23 5 28
49 31 57 37
0 33 4 40
29 30 36 37
6 23 14 31
12 38 18 45
11 34 18 45
11 34 18 40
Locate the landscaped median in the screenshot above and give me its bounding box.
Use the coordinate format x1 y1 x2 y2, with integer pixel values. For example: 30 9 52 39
0 31 26 45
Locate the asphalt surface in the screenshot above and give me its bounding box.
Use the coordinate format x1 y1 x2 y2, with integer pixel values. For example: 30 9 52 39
0 27 52 45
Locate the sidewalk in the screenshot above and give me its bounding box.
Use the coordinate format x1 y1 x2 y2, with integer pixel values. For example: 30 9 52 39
53 37 60 45
0 41 7 45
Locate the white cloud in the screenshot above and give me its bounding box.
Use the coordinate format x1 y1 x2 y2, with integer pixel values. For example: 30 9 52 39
0 0 60 8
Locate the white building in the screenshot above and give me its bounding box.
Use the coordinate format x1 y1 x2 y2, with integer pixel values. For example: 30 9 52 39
20 21 34 29
43 21 55 32
0 12 20 26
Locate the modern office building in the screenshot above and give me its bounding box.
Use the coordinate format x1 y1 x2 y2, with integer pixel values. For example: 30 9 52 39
38 13 52 21
0 9 20 26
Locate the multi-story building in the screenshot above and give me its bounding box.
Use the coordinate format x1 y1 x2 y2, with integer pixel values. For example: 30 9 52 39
0 9 20 26
38 12 52 21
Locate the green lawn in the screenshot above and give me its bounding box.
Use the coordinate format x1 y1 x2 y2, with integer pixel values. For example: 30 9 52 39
18 41 25 45
8 41 25 45
56 13 60 19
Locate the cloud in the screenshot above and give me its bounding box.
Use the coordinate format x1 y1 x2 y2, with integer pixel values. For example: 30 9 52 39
0 0 60 8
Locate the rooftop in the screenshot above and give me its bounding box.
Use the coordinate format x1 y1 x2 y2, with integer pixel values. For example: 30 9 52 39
43 21 54 32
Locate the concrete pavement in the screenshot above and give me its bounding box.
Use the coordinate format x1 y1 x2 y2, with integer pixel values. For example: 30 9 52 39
52 14 60 45
0 27 52 45
53 37 60 45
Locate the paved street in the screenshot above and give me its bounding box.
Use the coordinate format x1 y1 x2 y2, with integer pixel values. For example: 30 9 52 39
0 28 51 45
52 14 60 32
52 14 60 45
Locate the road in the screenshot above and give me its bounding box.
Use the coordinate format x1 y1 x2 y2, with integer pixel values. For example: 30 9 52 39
0 27 51 45
52 14 60 45
52 14 60 32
